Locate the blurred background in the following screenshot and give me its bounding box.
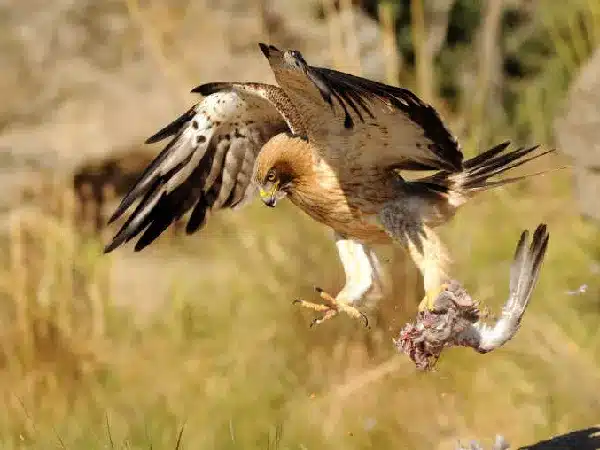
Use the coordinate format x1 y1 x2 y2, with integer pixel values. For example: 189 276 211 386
1 0 600 448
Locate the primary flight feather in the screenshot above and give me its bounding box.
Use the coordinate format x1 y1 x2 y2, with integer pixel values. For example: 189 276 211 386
104 43 554 325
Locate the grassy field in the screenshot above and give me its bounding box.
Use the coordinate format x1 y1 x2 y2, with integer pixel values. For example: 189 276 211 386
1 150 599 449
1 1 600 449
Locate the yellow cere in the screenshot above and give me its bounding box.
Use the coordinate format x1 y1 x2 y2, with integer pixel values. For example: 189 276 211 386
259 184 278 199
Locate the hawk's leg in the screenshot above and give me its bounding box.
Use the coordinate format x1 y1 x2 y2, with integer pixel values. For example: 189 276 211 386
293 233 385 327
403 227 451 313
378 202 451 313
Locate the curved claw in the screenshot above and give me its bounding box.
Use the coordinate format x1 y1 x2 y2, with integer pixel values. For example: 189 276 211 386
358 311 369 328
310 315 327 328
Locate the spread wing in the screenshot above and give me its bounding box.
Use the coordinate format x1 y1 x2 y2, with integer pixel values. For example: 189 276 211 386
259 43 463 172
103 88 289 253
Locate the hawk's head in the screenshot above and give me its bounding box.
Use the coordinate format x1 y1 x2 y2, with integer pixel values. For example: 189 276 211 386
253 133 311 208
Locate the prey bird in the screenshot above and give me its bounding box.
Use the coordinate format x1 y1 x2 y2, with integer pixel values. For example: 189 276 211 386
396 224 550 370
104 43 554 326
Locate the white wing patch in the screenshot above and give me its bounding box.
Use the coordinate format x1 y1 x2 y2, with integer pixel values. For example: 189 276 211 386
104 90 288 252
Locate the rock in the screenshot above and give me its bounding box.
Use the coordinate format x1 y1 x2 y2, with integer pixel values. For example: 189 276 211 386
0 0 388 312
555 47 600 223
0 0 386 198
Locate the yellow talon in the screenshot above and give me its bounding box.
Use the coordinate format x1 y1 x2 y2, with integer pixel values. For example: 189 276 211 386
293 287 369 327
418 283 450 312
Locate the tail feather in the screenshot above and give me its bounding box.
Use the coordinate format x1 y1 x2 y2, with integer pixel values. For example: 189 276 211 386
467 145 539 178
462 148 555 191
455 143 555 194
417 142 559 207
468 167 561 191
462 141 510 170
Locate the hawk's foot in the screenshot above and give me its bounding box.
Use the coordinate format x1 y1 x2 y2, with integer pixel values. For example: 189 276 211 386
417 283 451 313
293 287 368 327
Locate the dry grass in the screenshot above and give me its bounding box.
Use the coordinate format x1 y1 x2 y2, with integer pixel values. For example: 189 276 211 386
1 162 598 450
1 1 600 449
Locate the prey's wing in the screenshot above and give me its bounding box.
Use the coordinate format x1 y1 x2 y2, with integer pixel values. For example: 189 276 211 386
104 89 289 253
260 44 463 172
468 223 550 352
395 224 549 369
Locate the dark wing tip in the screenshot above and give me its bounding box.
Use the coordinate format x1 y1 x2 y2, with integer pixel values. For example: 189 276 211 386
515 229 529 256
307 66 463 172
145 134 162 145
105 185 147 226
185 195 208 234
534 223 548 238
258 42 281 58
532 223 550 254
527 223 550 287
463 141 511 170
191 82 224 95
107 207 124 225
103 241 119 254
419 104 463 171
103 224 138 253
145 106 196 144
258 42 270 57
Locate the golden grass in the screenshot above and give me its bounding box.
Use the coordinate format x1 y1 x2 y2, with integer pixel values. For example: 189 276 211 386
0 151 598 450
1 1 600 449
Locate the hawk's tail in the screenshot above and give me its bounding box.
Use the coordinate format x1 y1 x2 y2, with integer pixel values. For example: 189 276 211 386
431 141 559 207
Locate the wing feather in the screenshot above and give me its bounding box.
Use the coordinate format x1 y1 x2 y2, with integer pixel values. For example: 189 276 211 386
104 89 288 253
472 224 550 352
231 150 258 208
192 82 306 136
213 137 246 209
144 106 197 144
261 44 463 172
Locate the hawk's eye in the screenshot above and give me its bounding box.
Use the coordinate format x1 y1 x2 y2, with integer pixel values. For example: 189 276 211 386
266 169 277 183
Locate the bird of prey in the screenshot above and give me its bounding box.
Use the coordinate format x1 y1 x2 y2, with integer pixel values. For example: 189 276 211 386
103 43 553 326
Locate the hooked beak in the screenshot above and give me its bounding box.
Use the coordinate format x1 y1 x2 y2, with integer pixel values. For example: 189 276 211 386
262 196 276 207
259 187 277 207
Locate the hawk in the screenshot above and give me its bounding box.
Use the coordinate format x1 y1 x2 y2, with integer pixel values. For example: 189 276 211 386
104 43 553 326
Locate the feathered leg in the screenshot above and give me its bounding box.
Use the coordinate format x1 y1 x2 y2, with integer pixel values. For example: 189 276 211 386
378 203 452 312
407 225 452 312
294 233 385 327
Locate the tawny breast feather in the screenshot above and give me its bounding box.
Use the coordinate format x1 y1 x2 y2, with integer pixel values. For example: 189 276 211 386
288 161 397 243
